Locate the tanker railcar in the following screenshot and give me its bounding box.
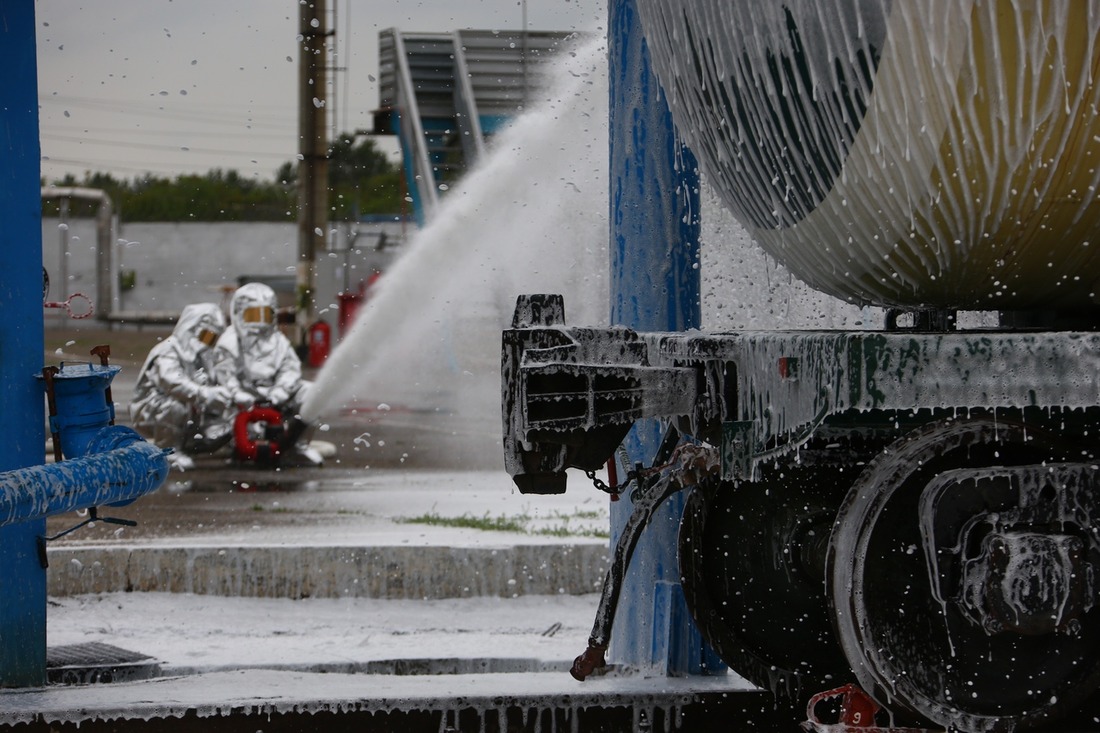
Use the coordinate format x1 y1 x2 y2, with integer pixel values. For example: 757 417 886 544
502 2 1100 731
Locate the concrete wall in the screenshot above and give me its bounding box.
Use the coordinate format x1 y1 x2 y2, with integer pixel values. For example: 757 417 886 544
42 218 407 332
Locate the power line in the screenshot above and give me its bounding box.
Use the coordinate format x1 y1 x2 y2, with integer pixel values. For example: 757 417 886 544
40 91 294 116
40 155 280 178
38 95 296 132
43 132 294 160
40 124 293 141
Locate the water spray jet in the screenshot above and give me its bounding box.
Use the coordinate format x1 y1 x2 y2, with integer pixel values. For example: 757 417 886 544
298 35 610 432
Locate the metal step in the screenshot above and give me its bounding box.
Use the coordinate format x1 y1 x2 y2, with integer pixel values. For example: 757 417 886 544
46 642 159 685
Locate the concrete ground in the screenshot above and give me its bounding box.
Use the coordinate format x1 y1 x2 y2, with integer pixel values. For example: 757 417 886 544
41 320 524 538
40 322 613 597
38 320 611 605
10 324 792 732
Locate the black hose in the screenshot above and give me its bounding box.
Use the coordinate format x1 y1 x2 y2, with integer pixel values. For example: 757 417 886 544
278 414 310 451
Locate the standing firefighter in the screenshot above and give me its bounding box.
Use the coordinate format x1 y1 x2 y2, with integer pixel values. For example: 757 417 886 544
129 302 232 471
216 282 321 466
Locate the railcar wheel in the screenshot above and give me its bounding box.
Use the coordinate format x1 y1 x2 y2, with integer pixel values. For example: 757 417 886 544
679 464 852 698
828 416 1100 732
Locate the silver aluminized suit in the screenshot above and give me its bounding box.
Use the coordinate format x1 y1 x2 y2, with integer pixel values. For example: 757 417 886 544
214 282 309 414
129 302 232 455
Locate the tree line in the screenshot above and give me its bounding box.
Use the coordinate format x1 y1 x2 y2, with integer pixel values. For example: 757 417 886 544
42 133 405 222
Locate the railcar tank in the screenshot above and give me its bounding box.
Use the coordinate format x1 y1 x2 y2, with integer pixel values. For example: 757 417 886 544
502 2 1100 731
637 0 1100 314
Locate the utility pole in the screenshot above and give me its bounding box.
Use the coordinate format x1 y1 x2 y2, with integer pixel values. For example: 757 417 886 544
521 0 528 107
297 0 330 342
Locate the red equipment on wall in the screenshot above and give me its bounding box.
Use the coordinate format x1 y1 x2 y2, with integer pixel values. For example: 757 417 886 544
336 290 363 340
337 271 382 339
307 320 331 368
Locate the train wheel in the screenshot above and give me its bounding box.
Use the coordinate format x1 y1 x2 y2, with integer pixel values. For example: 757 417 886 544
679 464 853 698
828 415 1100 732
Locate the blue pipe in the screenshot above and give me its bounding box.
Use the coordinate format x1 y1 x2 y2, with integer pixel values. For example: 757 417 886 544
41 362 122 459
1 0 48 687
609 0 701 332
608 0 713 674
0 427 169 528
1 0 170 676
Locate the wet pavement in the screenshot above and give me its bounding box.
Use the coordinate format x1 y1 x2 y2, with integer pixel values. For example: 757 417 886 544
6 326 798 732
29 326 1049 733
42 323 510 545
40 324 615 600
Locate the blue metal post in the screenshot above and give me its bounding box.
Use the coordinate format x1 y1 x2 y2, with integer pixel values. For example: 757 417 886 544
608 0 708 671
0 0 48 687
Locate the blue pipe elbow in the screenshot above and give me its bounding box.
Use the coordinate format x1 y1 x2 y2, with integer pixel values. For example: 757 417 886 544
0 426 169 528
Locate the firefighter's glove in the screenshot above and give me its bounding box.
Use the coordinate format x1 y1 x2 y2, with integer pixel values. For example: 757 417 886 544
200 386 232 413
267 387 290 407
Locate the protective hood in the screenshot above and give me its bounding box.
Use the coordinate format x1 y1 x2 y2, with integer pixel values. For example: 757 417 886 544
230 282 278 341
173 302 226 364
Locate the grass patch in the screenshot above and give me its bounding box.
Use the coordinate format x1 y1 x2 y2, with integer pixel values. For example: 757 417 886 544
397 509 609 539
250 504 290 513
398 513 527 533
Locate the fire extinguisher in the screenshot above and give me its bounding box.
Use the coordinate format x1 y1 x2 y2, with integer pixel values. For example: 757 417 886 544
307 320 331 368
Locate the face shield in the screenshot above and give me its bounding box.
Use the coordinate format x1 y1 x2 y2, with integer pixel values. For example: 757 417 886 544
174 303 226 358
240 305 275 327
231 283 279 337
197 327 221 347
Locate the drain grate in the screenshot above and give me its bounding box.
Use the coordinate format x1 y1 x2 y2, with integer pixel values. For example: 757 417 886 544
47 642 160 685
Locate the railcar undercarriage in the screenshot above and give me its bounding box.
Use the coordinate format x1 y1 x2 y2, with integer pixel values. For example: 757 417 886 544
502 294 1100 732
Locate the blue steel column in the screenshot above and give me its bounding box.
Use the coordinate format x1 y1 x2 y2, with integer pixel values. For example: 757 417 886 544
608 0 704 670
0 0 47 686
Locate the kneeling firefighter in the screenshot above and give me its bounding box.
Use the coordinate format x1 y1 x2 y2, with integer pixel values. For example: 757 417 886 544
129 302 233 471
214 283 323 467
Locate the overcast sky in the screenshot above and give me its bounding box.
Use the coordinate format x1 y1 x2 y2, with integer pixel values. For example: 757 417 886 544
35 0 606 183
